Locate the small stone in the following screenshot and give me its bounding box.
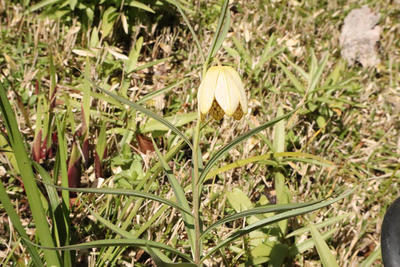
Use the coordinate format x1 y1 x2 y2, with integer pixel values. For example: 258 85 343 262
339 6 381 67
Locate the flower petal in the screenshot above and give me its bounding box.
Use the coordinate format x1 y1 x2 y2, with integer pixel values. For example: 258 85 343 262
224 66 247 114
197 66 220 114
209 100 225 120
215 67 240 116
232 104 245 120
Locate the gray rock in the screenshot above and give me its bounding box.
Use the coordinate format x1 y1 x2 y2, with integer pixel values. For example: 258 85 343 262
339 6 381 67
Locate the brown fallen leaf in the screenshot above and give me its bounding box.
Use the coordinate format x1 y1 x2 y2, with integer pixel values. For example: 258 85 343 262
136 133 155 154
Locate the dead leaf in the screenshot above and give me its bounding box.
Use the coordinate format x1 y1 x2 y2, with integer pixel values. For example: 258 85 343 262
136 134 154 154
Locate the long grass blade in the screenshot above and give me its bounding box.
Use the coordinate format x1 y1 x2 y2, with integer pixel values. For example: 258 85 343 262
200 188 354 263
27 0 59 13
84 202 175 263
147 245 197 267
286 214 348 238
33 162 66 248
152 138 196 256
290 228 336 255
87 78 193 149
38 182 193 216
137 78 188 105
96 140 187 266
0 181 44 266
22 237 194 263
275 59 306 93
55 118 70 211
285 56 309 81
205 0 230 65
133 57 171 72
198 109 296 186
0 83 61 266
201 201 320 238
309 53 329 93
204 152 333 183
310 224 339 267
169 0 204 62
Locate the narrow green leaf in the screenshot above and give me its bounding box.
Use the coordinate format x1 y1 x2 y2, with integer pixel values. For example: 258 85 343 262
54 118 72 266
127 0 155 13
0 83 61 266
85 203 175 263
199 109 296 186
205 0 230 65
273 106 285 153
55 118 70 211
275 172 290 235
27 0 60 13
133 57 171 72
38 182 192 216
286 214 348 238
137 78 187 105
0 181 44 266
0 134 19 173
152 138 196 256
324 60 345 86
96 120 107 161
22 237 193 263
290 228 336 255
200 189 354 263
169 0 204 62
49 51 56 102
135 205 170 239
310 50 318 83
84 201 134 238
87 78 192 149
275 59 306 93
232 36 252 68
70 82 125 110
273 106 289 235
141 112 197 133
89 27 99 48
203 151 333 183
147 245 197 267
253 46 285 77
201 201 320 238
310 224 339 267
33 163 63 242
125 37 143 73
82 60 91 133
223 46 240 59
285 57 309 81
101 6 118 37
309 53 329 93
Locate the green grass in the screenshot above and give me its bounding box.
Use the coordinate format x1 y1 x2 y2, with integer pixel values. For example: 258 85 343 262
0 0 399 266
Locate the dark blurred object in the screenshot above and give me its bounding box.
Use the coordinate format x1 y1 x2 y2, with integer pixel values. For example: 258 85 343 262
381 197 400 266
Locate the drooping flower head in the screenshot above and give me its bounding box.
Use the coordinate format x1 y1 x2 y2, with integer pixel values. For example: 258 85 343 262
197 66 247 120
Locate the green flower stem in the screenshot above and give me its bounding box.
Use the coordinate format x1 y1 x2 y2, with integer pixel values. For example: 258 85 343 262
192 115 202 265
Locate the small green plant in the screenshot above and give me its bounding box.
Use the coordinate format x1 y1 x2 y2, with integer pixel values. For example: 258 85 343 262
27 0 175 37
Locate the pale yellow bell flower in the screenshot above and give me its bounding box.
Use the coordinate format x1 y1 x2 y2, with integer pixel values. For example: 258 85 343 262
197 66 247 120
